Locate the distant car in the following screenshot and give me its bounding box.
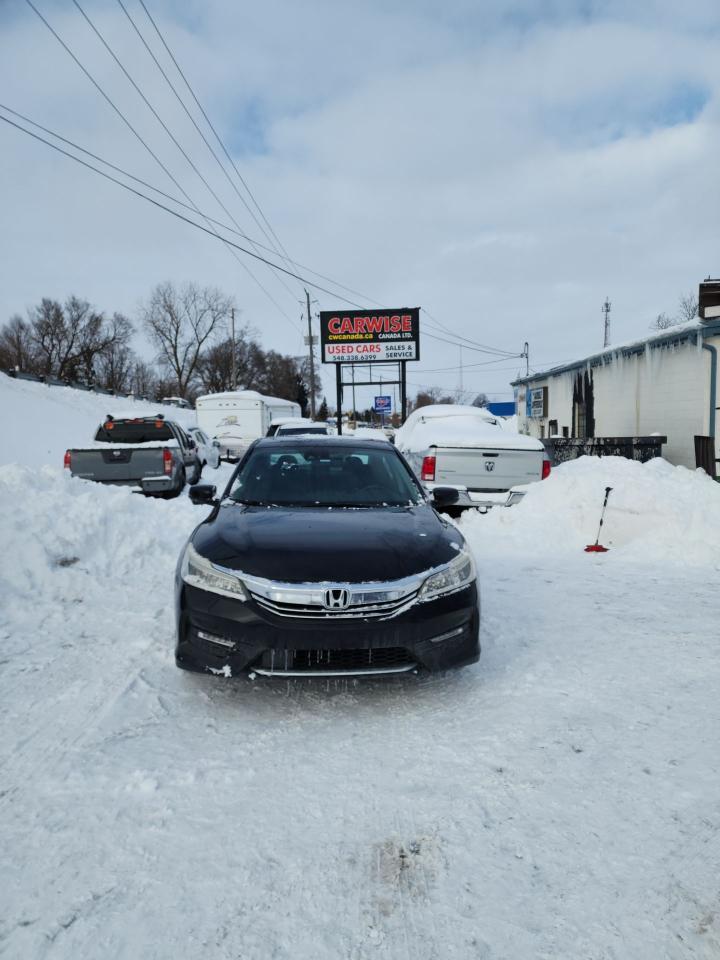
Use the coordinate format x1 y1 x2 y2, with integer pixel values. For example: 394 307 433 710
176 437 480 678
65 415 201 497
267 417 332 438
162 396 193 409
395 404 549 510
344 423 390 442
187 427 221 470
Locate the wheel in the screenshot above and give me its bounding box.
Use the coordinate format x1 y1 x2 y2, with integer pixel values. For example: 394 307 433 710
189 461 202 485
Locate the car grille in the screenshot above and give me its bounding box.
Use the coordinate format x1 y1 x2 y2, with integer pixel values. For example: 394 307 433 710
249 590 419 620
258 647 415 673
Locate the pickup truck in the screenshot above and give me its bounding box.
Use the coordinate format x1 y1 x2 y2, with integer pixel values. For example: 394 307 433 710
64 415 202 498
395 404 549 510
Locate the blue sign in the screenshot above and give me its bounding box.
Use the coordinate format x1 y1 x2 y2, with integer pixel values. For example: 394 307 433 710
374 395 392 413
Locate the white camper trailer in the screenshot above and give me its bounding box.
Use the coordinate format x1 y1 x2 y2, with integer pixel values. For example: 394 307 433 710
195 391 301 460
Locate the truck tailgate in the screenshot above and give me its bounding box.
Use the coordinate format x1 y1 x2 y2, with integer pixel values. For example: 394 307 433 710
69 448 166 484
435 446 544 490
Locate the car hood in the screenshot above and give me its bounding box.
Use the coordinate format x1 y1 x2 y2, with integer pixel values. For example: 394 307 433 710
192 503 463 583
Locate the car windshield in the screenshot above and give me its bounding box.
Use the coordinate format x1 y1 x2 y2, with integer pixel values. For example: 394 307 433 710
228 442 423 507
277 426 328 436
94 419 174 443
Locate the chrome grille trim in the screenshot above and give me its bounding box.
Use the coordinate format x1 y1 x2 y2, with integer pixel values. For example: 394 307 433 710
249 589 420 620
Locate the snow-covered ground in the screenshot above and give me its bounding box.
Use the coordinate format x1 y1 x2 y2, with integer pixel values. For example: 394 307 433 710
1 374 720 959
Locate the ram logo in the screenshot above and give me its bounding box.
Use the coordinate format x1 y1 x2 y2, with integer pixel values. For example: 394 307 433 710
485 461 496 472
324 588 350 610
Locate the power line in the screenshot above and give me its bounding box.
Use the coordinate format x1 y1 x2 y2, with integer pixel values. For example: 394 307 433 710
114 0 301 287
0 103 403 310
0 110 381 306
421 307 518 357
415 356 523 374
137 0 300 278
23 0 300 333
69 0 301 309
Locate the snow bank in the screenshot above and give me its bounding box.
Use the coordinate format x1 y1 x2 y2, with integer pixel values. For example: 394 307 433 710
0 464 200 636
461 455 720 568
0 373 196 469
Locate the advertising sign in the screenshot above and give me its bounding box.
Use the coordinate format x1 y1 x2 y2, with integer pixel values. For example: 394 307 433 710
319 308 420 363
528 386 548 419
373 395 392 413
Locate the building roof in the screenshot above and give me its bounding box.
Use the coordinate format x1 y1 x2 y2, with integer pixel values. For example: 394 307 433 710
512 318 720 387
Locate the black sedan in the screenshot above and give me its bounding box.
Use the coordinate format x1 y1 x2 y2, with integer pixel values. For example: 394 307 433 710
175 437 480 678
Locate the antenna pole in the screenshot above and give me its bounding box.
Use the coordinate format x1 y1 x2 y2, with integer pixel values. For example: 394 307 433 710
603 298 612 348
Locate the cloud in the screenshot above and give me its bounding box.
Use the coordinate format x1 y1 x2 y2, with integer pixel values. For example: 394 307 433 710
0 0 718 403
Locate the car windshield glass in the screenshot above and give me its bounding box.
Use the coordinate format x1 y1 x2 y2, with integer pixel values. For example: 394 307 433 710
277 427 328 436
94 420 174 443
228 442 423 507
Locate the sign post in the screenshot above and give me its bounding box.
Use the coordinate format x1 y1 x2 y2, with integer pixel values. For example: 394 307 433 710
319 309 420 434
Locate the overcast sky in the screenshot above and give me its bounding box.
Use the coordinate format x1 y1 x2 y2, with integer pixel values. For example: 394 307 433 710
1 0 719 406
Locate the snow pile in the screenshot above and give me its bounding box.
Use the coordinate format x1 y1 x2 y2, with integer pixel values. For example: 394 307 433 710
0 373 195 469
0 465 199 623
461 455 720 567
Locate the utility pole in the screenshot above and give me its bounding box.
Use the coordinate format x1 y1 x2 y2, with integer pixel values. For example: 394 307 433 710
459 345 464 399
523 341 529 377
230 307 237 390
304 290 317 419
603 298 611 348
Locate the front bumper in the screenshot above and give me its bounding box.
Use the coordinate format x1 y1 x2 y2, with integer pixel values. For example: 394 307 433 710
175 580 480 677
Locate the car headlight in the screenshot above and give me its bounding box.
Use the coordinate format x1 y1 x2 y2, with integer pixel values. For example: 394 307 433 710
181 542 248 601
418 549 476 602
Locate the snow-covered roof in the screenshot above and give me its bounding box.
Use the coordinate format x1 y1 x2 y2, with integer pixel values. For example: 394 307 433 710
512 317 720 386
271 417 316 426
196 390 299 406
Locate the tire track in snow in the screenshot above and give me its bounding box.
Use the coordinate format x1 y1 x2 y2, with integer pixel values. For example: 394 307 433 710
0 629 163 811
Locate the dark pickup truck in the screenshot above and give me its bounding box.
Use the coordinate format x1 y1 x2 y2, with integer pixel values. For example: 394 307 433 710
64 415 202 497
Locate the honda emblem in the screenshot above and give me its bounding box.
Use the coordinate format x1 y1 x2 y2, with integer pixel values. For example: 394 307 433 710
323 588 350 610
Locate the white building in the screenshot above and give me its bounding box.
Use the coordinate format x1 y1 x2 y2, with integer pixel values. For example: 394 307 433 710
513 316 720 471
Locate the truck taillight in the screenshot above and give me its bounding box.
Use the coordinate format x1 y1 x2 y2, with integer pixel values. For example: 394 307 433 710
64 450 72 470
162 448 173 475
542 459 551 480
421 455 436 482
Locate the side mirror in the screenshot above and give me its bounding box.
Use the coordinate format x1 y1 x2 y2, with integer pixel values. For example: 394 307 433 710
431 486 459 507
187 438 196 450
189 484 217 505
212 439 220 447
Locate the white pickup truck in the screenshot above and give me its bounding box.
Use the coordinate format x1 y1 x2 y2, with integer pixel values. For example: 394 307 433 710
395 404 549 510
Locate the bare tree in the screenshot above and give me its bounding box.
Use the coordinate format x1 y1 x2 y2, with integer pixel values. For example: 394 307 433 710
197 326 263 394
30 298 67 376
472 392 489 408
96 315 136 393
677 292 699 323
650 292 700 331
413 387 442 410
142 282 233 397
650 311 678 331
129 360 159 398
0 314 35 371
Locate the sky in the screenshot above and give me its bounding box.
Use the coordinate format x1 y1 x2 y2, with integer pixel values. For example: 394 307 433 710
1 0 719 408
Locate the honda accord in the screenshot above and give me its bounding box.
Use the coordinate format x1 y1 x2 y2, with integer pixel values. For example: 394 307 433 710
175 437 480 678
